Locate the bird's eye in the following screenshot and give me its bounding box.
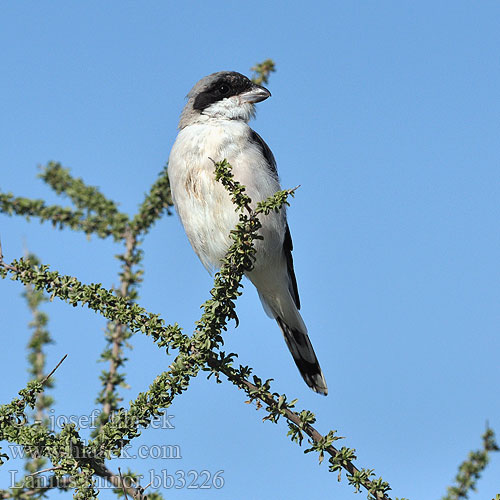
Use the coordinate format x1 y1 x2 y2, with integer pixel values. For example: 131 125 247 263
219 84 230 95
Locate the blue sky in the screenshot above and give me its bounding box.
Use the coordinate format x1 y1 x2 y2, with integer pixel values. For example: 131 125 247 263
1 2 499 498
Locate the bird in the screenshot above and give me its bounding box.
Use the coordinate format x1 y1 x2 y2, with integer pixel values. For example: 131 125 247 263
168 71 327 395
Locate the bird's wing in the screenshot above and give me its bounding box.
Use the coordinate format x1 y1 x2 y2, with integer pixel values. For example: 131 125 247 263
284 223 301 309
249 129 300 310
249 129 279 180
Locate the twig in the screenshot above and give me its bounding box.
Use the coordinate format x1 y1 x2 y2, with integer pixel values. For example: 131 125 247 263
102 465 146 500
41 354 67 386
0 239 16 272
118 467 130 500
99 227 138 428
27 466 62 477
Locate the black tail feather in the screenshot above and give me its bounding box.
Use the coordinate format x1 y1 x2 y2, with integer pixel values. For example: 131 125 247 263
276 317 328 395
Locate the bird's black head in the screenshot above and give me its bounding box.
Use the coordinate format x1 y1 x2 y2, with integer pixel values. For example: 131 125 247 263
179 71 271 128
192 72 255 111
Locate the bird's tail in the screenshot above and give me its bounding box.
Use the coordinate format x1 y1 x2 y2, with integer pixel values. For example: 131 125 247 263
258 290 328 395
276 317 328 395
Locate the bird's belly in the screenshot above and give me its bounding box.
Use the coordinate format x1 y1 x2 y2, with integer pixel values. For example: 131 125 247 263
169 122 284 272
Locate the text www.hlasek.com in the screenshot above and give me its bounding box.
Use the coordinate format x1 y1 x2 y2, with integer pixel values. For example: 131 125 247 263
8 443 181 460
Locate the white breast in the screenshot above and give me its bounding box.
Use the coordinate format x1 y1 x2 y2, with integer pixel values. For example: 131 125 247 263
168 119 285 272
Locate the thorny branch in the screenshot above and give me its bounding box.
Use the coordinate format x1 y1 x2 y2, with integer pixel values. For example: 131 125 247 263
0 160 394 499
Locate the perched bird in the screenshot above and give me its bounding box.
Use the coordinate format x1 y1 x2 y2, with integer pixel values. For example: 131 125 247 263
168 71 327 395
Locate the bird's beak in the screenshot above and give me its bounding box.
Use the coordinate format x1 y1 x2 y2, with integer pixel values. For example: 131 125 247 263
240 84 271 103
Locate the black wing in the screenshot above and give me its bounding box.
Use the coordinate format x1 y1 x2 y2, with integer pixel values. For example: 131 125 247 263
284 224 301 310
250 129 279 180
